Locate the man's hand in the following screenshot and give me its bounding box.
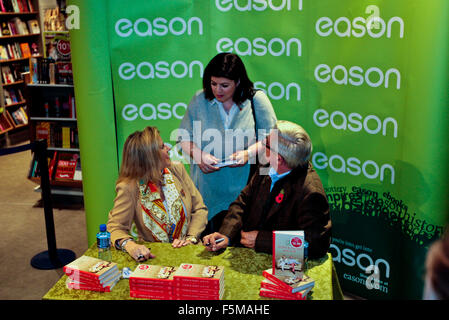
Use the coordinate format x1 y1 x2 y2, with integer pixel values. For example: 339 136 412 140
203 232 229 252
240 230 259 249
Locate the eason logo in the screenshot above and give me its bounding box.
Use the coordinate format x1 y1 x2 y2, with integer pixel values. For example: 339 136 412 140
138 265 149 270
315 16 404 39
313 108 398 138
330 243 390 293
115 17 203 37
254 81 301 101
122 102 187 121
290 237 303 248
312 152 395 184
314 64 401 89
215 0 303 12
217 37 301 57
182 264 193 270
118 60 203 80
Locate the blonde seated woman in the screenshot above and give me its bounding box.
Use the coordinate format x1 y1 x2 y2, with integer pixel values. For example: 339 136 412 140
107 126 208 262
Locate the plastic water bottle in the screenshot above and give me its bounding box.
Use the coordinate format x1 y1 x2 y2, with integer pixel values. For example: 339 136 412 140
96 224 112 262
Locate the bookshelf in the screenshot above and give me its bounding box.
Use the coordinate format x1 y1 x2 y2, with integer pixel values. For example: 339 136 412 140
26 82 82 194
0 0 42 139
26 3 81 196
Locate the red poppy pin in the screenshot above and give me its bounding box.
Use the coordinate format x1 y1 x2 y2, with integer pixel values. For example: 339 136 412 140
180 189 185 197
275 189 285 204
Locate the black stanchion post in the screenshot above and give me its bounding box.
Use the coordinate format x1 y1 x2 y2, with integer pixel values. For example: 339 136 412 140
30 139 76 270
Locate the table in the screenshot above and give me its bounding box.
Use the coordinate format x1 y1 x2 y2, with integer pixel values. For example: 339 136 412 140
43 242 343 300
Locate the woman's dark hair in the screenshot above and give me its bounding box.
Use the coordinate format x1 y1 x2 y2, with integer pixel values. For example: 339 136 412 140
202 52 254 105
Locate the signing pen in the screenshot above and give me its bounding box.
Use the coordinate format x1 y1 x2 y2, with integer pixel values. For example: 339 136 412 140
206 237 225 246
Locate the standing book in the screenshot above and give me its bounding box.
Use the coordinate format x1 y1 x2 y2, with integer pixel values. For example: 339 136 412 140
272 230 305 285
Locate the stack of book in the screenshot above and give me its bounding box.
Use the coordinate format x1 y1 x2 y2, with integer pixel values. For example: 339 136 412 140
129 264 177 300
259 230 314 300
260 268 314 300
63 255 121 292
172 263 225 300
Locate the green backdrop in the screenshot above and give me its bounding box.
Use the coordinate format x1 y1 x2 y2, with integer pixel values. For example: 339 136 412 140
69 0 449 299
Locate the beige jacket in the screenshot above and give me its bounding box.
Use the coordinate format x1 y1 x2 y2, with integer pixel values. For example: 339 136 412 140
107 162 208 245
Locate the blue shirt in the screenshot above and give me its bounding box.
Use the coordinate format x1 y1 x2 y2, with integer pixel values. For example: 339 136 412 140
178 89 277 219
268 166 291 192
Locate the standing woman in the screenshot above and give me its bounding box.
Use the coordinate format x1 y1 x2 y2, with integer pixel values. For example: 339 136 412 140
107 126 208 261
178 52 277 232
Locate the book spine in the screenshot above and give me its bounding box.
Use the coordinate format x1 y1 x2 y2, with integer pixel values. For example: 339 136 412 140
272 230 276 273
262 270 293 293
259 289 304 300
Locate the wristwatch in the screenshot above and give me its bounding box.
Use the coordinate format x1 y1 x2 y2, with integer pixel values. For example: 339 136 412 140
185 236 198 244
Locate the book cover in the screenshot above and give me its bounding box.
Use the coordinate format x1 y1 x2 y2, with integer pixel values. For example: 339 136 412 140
62 126 70 148
19 43 30 58
173 263 224 288
27 19 39 33
63 255 118 282
129 264 177 286
272 230 305 282
54 152 78 180
262 268 315 294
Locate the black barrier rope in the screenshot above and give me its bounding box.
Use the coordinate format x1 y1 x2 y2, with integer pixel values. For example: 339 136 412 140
1 140 76 269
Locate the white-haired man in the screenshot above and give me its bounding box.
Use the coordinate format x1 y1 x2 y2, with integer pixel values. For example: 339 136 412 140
203 120 331 258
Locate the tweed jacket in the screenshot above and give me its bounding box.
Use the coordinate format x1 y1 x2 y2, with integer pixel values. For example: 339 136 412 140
219 162 331 259
107 162 208 245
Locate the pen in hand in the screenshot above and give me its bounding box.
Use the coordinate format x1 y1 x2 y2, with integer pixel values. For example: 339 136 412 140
205 238 225 246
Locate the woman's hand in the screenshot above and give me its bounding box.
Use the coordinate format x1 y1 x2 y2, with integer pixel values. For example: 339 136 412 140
172 238 193 248
124 241 155 262
196 152 220 174
229 150 249 167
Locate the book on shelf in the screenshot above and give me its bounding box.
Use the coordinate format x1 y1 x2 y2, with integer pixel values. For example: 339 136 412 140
1 65 14 83
47 150 58 179
1 0 31 13
63 255 121 292
35 121 50 143
4 88 23 105
27 19 39 34
54 152 78 181
9 106 27 125
73 157 82 181
19 42 31 58
61 126 70 148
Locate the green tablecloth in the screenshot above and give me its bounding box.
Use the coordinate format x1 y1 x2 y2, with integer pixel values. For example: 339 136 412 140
43 242 343 300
